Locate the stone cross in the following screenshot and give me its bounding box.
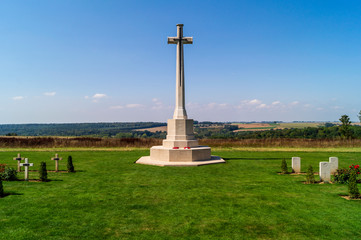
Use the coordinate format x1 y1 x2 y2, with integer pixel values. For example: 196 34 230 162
168 24 193 120
13 153 24 172
319 162 331 183
51 153 62 172
329 157 338 174
292 157 301 173
20 158 33 181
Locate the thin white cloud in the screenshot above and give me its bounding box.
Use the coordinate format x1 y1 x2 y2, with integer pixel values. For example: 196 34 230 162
12 96 24 101
126 104 143 108
152 98 162 106
93 93 107 99
44 92 56 96
249 99 262 105
272 101 281 105
290 101 299 105
237 99 264 109
110 105 124 109
257 103 267 109
89 93 107 103
206 102 229 109
152 98 165 110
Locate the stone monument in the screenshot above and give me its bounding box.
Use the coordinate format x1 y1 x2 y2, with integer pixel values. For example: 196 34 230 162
136 24 225 166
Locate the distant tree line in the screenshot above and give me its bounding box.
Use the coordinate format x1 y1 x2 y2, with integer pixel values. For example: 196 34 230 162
0 122 166 137
1 115 361 140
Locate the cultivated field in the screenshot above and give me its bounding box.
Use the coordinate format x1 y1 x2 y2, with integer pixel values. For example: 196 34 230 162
1 149 361 239
233 123 275 132
135 126 167 132
232 122 325 132
276 122 323 129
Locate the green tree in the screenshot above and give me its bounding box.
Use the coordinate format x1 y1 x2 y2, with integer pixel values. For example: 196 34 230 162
0 180 3 197
39 162 48 182
348 172 359 199
339 114 352 139
306 165 315 184
281 159 288 174
358 110 361 123
67 156 75 173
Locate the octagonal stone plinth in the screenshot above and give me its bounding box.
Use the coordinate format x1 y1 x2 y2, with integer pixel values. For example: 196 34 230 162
135 145 225 166
136 155 225 167
150 146 211 162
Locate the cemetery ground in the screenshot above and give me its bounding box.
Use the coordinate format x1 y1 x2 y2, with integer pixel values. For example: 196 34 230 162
1 149 361 239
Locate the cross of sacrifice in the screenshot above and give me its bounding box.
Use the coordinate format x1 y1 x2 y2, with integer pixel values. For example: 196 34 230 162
51 153 62 172
167 24 193 120
20 158 33 181
13 153 25 172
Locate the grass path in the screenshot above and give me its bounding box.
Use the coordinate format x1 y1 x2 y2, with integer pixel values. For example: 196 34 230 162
0 149 360 239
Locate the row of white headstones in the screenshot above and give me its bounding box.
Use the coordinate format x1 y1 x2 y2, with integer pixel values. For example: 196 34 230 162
291 156 338 183
13 153 62 181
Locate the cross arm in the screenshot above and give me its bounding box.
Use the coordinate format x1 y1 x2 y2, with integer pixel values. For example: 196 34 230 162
167 37 193 44
182 37 193 44
20 163 33 167
168 37 179 44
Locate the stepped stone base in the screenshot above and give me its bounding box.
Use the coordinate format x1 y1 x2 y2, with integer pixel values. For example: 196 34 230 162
135 118 225 167
151 145 211 162
163 119 198 148
163 139 199 148
135 145 225 166
136 155 225 167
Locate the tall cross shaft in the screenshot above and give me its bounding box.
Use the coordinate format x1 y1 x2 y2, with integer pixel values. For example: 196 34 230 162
168 24 193 119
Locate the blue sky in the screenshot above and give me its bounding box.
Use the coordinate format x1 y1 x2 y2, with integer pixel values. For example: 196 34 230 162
1 0 361 123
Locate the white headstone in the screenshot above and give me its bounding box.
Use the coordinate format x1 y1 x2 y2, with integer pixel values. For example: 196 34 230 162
319 162 331 183
19 158 33 181
329 157 338 174
292 157 301 173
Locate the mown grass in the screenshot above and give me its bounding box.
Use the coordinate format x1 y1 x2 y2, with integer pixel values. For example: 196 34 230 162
1 149 361 239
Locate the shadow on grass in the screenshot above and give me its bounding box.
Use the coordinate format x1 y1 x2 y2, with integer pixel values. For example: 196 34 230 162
1 191 23 198
29 170 82 172
16 179 64 182
223 157 286 160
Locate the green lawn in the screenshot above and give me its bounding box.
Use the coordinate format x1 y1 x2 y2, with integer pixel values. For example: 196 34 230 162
1 149 361 239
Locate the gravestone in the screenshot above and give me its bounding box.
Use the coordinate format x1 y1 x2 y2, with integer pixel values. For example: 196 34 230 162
292 157 301 173
329 157 338 174
13 153 24 172
136 24 225 166
319 162 331 183
51 154 62 172
20 158 33 181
